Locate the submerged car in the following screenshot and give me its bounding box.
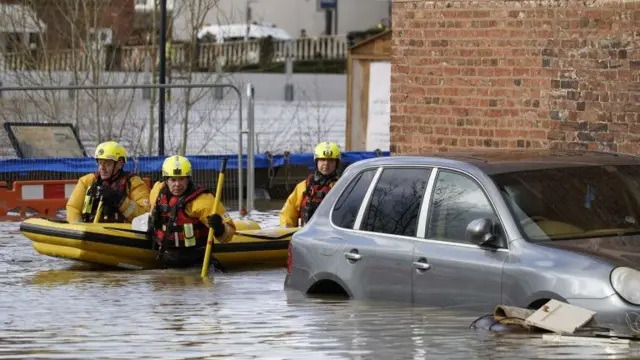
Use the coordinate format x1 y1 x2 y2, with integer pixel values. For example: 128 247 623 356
284 149 640 329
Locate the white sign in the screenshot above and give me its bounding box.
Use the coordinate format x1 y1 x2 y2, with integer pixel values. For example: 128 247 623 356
366 61 391 151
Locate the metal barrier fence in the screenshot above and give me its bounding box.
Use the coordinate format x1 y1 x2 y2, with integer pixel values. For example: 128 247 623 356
0 82 255 214
0 152 390 221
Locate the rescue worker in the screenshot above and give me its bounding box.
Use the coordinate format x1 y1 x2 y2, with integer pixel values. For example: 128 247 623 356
148 155 236 268
66 141 151 223
279 141 341 228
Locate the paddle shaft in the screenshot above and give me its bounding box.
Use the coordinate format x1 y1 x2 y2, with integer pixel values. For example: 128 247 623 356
201 157 228 277
93 198 104 224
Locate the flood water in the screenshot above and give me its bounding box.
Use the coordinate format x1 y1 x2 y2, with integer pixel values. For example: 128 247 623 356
2 207 640 359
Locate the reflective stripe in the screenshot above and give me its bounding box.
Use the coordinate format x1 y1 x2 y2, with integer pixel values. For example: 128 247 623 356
18 183 76 200
122 199 136 218
184 224 196 247
64 184 75 198
82 194 94 214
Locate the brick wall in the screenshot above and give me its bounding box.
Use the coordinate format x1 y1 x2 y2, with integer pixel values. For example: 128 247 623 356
1 0 135 49
100 0 135 45
390 0 640 155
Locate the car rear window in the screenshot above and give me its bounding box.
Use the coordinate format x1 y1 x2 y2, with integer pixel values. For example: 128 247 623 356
331 168 378 229
491 164 640 241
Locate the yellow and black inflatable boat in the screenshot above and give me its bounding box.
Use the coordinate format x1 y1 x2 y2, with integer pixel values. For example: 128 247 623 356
19 217 297 270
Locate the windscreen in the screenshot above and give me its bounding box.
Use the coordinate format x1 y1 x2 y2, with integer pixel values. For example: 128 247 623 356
491 164 640 241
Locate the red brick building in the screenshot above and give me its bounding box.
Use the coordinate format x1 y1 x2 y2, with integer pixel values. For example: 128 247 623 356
1 0 134 49
390 0 639 155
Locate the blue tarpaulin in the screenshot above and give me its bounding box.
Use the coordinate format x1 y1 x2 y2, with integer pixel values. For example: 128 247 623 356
0 151 390 173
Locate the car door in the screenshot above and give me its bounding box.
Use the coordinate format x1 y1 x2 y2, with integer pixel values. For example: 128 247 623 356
336 166 433 303
412 168 507 312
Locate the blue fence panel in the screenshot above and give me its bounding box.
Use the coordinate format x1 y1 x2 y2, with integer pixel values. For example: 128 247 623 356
0 151 391 173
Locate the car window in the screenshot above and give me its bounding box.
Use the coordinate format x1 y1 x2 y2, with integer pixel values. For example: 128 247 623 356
426 170 499 243
360 167 432 237
492 164 640 241
331 168 378 229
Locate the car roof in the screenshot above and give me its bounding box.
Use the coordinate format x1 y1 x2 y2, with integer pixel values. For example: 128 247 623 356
352 149 640 175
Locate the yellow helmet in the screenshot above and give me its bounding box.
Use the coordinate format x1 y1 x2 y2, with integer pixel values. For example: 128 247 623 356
313 141 341 161
94 141 127 163
162 155 192 177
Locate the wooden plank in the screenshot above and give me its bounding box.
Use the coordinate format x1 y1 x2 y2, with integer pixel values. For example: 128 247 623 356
351 54 392 61
346 54 353 150
350 30 392 57
360 60 370 150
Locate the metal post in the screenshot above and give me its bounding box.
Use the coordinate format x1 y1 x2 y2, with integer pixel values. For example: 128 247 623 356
236 88 244 215
214 58 224 100
245 0 255 40
246 83 255 214
68 81 75 100
324 10 332 35
142 56 152 100
334 6 338 35
284 43 294 102
238 107 243 215
158 0 167 156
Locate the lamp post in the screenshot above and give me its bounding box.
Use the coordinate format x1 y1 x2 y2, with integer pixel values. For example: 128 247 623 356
158 0 168 156
245 0 256 39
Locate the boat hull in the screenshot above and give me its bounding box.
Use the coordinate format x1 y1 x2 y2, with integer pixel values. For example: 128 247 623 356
19 218 297 270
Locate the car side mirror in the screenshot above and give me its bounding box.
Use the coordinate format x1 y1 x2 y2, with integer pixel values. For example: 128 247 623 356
465 218 497 246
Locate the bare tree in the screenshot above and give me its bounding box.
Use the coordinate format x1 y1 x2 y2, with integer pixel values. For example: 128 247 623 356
254 80 344 154
0 0 247 158
0 0 143 154
124 0 245 157
163 0 241 156
0 0 339 159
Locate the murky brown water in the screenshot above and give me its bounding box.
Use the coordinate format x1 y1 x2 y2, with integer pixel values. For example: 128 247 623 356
2 209 640 359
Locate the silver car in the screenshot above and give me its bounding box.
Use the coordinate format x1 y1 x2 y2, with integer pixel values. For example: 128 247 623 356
284 150 640 330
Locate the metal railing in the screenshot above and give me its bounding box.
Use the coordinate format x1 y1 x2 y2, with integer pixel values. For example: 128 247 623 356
0 82 258 215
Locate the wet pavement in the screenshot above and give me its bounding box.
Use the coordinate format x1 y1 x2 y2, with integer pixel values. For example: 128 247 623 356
1 210 640 359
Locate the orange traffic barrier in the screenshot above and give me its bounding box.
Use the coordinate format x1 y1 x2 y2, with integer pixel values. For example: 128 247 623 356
0 178 152 222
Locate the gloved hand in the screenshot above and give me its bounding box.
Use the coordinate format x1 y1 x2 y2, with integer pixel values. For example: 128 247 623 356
97 186 125 208
150 206 163 229
147 213 157 238
207 214 225 237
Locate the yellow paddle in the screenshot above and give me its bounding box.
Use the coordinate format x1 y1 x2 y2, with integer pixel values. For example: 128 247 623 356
93 197 104 224
201 157 228 278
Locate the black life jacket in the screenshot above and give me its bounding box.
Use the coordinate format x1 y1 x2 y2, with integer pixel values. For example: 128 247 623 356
299 173 338 226
82 171 133 223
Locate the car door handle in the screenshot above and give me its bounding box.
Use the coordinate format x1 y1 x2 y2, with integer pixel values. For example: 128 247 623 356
412 258 431 271
344 250 362 261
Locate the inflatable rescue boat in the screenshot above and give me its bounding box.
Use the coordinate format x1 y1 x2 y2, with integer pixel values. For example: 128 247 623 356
19 217 297 270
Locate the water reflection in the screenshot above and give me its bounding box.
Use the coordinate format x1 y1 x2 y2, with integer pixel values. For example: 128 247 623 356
2 217 640 359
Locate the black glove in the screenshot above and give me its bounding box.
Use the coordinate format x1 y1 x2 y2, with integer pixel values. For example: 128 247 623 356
98 186 125 208
147 207 163 240
150 206 163 229
147 214 156 237
207 214 225 237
